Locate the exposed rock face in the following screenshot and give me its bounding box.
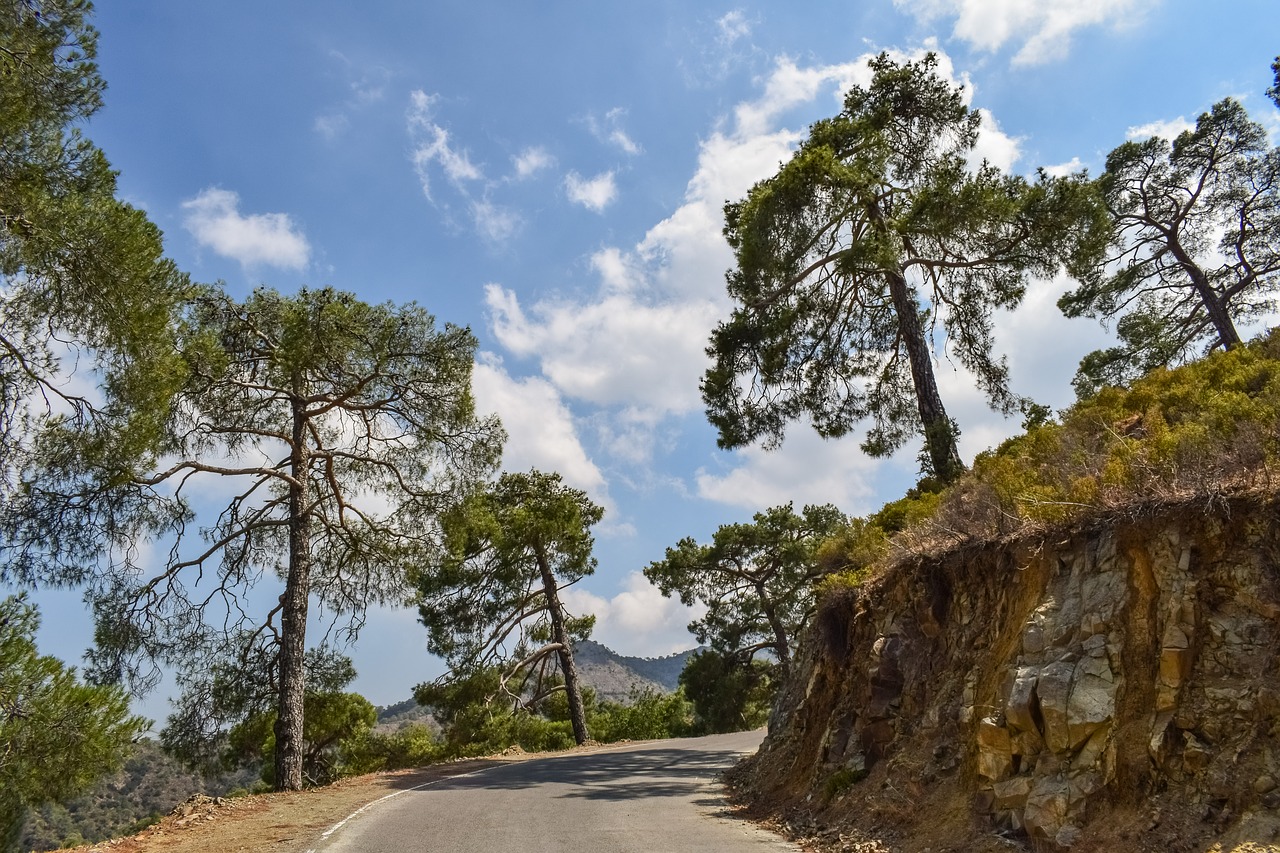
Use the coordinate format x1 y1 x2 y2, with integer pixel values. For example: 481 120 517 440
743 497 1280 850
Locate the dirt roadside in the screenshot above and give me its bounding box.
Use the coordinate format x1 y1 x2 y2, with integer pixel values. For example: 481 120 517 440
71 753 537 853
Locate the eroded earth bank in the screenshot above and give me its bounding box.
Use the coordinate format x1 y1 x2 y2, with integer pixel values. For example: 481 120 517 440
729 495 1280 852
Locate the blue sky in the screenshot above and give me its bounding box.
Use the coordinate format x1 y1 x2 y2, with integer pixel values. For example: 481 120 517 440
23 0 1280 716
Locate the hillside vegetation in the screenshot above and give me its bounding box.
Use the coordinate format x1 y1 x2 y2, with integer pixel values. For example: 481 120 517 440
820 329 1280 586
732 331 1280 852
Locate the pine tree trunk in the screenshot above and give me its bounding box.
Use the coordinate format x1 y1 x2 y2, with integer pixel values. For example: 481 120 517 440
537 552 589 745
274 397 311 791
1169 242 1242 349
885 267 964 483
758 581 791 682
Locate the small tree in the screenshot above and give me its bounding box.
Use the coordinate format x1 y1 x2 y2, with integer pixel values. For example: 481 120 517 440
8 286 502 791
0 595 147 850
703 52 1106 483
414 470 601 745
226 690 376 787
1060 98 1280 394
678 650 774 735
644 503 845 682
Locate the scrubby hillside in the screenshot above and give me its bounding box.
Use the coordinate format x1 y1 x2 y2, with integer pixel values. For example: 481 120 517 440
731 334 1280 852
20 740 256 852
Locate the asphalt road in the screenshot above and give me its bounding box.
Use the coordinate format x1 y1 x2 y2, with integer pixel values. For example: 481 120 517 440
309 730 800 852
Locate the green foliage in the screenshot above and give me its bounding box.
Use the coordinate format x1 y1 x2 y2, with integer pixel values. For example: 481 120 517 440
1060 98 1280 394
823 766 867 802
19 739 255 853
847 332 1280 552
414 469 601 744
415 665 695 756
590 688 694 742
703 51 1106 482
1268 56 1279 110
11 284 502 791
0 0 191 487
225 691 376 787
645 503 846 680
678 650 774 735
342 723 442 776
0 595 147 850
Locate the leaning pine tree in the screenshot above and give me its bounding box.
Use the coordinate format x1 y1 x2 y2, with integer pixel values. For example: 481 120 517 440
414 470 602 746
702 52 1107 483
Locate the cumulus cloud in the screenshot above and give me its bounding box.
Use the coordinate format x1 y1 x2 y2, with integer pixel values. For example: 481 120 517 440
894 0 1153 65
471 200 522 243
696 428 882 514
970 107 1022 172
486 282 718 415
561 571 704 657
470 354 607 501
1126 116 1194 141
564 170 618 212
407 90 482 200
1043 156 1086 178
181 188 310 269
512 146 555 180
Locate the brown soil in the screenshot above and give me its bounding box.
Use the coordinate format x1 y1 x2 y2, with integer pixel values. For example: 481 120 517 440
726 740 1280 853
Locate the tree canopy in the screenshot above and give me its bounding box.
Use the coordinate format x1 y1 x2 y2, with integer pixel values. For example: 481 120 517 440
703 52 1106 482
0 595 146 851
414 469 601 745
1060 98 1280 394
644 503 846 682
0 0 190 477
6 285 503 790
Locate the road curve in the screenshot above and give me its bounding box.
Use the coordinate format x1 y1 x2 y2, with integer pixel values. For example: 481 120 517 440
309 730 799 852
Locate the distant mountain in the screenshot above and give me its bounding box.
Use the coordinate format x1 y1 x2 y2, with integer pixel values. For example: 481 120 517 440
377 642 703 715
573 640 701 703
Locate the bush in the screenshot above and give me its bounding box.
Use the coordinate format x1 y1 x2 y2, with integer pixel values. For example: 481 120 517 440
591 689 693 742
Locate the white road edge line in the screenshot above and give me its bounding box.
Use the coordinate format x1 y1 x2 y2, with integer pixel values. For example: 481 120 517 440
303 740 663 852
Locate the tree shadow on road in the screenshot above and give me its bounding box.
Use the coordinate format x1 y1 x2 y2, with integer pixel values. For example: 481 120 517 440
422 743 751 803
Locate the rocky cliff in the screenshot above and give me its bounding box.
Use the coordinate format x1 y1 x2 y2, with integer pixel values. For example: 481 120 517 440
733 495 1280 852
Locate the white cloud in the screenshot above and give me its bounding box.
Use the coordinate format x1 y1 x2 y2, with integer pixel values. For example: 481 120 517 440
561 572 704 657
895 0 1153 66
313 113 350 139
564 170 618 212
470 354 606 502
1043 156 1086 178
970 107 1021 172
717 9 753 46
696 428 882 514
586 107 643 156
1126 116 1194 141
314 51 392 139
471 200 521 243
407 90 482 199
181 188 310 270
512 146 554 180
486 282 719 415
733 56 866 138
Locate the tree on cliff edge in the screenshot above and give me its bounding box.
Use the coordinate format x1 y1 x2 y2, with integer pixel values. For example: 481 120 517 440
702 52 1106 483
1060 98 1280 395
645 503 845 683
